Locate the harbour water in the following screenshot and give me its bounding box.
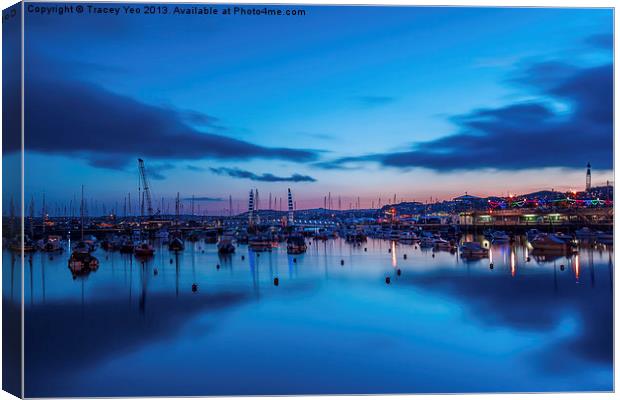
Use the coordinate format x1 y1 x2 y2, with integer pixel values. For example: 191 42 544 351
7 236 613 396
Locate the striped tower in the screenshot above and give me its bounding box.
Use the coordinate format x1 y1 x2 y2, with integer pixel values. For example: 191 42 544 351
287 188 294 226
254 189 260 224
248 189 255 226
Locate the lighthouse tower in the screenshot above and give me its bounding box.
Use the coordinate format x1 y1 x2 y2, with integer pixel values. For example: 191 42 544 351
586 162 592 191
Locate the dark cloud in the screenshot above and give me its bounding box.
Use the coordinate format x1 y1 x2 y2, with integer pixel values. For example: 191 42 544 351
146 163 175 180
506 61 578 90
176 108 226 131
88 157 174 179
322 61 612 172
210 167 317 182
20 78 320 169
585 33 613 50
186 164 207 172
2 4 21 156
87 156 132 170
356 95 396 107
182 196 223 202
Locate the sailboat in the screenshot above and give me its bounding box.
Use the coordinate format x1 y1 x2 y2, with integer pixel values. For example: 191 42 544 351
217 233 236 254
42 235 63 252
287 233 307 254
68 185 100 276
169 192 185 252
134 241 155 257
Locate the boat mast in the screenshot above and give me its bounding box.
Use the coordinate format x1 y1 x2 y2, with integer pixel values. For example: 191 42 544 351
9 196 15 239
175 192 180 226
29 196 34 238
80 185 84 241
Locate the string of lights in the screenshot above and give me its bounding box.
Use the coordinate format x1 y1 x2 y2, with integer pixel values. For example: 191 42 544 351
488 197 613 209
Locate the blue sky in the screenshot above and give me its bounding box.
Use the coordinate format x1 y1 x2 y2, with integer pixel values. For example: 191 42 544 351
12 5 613 213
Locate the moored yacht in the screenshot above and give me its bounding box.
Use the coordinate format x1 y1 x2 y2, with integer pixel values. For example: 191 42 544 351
217 234 236 254
287 234 307 254
434 238 456 251
9 236 36 252
526 229 541 242
204 229 218 243
399 231 418 243
460 242 489 257
491 231 510 243
576 227 598 241
530 233 574 252
169 236 185 251
249 234 273 252
419 237 435 248
68 253 99 277
42 235 63 252
119 236 135 253
134 241 155 257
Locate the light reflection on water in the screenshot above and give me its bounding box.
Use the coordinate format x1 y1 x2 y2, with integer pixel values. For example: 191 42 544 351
4 235 613 396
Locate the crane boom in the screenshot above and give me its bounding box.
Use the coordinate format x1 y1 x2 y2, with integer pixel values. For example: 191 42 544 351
138 159 154 218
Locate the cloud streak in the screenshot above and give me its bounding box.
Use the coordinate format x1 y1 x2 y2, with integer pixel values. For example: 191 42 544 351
182 196 224 202
210 167 317 182
186 165 207 172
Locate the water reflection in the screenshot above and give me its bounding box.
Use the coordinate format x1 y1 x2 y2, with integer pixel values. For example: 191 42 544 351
8 235 612 397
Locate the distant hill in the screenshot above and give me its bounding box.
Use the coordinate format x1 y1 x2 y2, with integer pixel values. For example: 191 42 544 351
519 190 564 199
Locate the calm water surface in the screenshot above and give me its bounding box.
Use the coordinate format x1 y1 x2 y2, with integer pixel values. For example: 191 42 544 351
5 236 613 396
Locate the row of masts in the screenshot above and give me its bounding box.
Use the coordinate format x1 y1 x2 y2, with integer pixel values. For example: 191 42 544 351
11 191 432 220
10 158 438 220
